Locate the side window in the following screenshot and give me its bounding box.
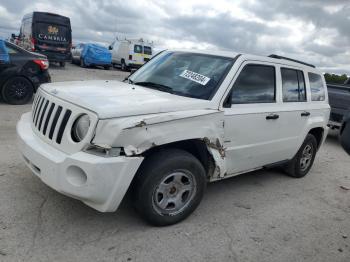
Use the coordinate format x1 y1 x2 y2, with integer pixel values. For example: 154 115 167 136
144 46 152 55
231 64 276 104
281 68 306 102
309 73 325 101
134 45 142 53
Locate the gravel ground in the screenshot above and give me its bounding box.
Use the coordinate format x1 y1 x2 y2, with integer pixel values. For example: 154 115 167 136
0 63 349 262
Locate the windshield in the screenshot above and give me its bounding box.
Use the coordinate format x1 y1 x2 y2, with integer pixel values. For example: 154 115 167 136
129 51 234 100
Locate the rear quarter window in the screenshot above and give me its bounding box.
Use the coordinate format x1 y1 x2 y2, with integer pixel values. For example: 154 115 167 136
308 73 325 101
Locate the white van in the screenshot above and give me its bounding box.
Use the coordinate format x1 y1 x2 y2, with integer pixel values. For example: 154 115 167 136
109 38 153 70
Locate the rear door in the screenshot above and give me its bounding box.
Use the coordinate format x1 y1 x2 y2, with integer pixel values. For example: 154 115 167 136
34 22 70 53
277 66 311 158
223 61 296 174
131 44 143 65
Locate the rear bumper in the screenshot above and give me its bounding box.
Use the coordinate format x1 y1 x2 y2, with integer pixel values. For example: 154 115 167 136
37 50 71 62
31 71 51 91
329 108 348 125
17 112 143 212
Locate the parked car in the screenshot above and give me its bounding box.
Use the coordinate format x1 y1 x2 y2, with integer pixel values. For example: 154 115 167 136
17 50 330 226
327 82 350 129
109 38 153 71
0 39 50 105
71 43 85 64
72 43 111 70
16 12 72 67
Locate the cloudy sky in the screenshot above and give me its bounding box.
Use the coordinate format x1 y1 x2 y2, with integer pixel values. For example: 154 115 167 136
0 0 349 74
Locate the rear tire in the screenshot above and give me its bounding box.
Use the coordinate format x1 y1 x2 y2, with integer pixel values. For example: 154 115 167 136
1 76 33 105
133 149 206 226
59 62 65 67
104 65 110 70
121 60 128 71
80 58 86 68
285 134 318 178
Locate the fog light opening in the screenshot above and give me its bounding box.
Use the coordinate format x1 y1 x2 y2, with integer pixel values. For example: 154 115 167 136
66 166 88 187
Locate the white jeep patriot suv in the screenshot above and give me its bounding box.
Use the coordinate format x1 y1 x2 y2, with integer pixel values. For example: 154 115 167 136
17 50 330 226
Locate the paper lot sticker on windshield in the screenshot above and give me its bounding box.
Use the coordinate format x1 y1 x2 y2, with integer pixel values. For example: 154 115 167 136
180 70 211 86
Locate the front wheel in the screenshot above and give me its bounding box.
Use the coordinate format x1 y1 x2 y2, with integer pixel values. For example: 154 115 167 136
133 149 206 226
285 134 318 178
1 76 33 105
59 62 65 67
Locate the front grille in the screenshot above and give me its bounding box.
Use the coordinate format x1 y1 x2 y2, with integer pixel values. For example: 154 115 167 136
32 93 72 144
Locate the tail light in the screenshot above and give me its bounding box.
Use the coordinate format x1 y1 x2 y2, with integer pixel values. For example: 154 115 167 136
30 37 36 51
129 55 132 60
33 59 49 70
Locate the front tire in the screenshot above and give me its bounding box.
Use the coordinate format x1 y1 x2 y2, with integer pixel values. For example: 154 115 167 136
134 149 206 226
1 76 33 105
59 62 65 67
285 134 318 178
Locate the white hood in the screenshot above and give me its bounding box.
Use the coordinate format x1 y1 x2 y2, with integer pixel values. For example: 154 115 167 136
40 80 213 119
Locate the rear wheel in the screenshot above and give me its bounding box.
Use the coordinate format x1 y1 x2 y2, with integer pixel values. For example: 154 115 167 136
285 134 318 178
59 62 65 67
121 60 127 71
104 65 110 70
133 149 206 226
80 58 86 68
1 76 33 105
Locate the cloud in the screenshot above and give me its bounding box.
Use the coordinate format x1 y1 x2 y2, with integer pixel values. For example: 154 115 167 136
0 0 349 75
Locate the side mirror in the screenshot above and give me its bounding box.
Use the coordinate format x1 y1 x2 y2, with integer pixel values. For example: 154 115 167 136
108 45 112 50
11 33 16 39
340 115 350 155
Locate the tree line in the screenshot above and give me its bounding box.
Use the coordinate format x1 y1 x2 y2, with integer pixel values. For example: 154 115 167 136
324 73 349 84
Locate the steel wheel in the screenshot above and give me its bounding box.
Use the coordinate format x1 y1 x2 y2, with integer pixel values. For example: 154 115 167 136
152 170 197 216
300 144 314 171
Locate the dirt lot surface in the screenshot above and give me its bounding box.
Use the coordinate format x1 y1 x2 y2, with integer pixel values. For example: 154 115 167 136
0 63 349 262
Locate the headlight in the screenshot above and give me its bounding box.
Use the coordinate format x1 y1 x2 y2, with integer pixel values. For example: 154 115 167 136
71 114 90 142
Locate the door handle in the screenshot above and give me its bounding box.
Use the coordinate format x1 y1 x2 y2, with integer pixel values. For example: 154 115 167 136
301 111 310 117
266 114 279 120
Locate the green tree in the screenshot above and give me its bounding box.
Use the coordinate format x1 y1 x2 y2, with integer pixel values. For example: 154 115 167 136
324 73 348 84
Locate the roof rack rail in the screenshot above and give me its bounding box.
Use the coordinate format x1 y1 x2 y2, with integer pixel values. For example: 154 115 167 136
268 54 315 68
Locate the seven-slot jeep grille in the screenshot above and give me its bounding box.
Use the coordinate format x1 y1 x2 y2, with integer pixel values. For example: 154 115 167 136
32 93 72 144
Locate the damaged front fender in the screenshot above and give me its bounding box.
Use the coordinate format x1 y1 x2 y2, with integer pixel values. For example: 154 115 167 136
92 109 227 178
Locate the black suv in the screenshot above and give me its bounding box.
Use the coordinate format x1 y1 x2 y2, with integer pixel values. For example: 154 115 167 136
0 40 50 105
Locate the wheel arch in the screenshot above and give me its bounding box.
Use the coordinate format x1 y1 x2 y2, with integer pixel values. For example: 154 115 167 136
140 139 216 180
307 127 324 149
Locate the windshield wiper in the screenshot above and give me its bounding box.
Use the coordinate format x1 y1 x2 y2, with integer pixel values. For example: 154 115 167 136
133 81 174 94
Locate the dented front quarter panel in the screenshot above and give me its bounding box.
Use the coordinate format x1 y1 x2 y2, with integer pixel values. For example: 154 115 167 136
92 109 227 179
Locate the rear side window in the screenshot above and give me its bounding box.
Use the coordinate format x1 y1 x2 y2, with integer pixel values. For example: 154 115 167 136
309 73 325 101
144 46 152 55
231 64 276 104
134 45 142 53
281 68 306 102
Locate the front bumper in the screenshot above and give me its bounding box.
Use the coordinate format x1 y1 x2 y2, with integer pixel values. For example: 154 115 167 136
17 112 143 212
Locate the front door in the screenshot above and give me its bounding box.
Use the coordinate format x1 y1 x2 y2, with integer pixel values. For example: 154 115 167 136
223 62 293 175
